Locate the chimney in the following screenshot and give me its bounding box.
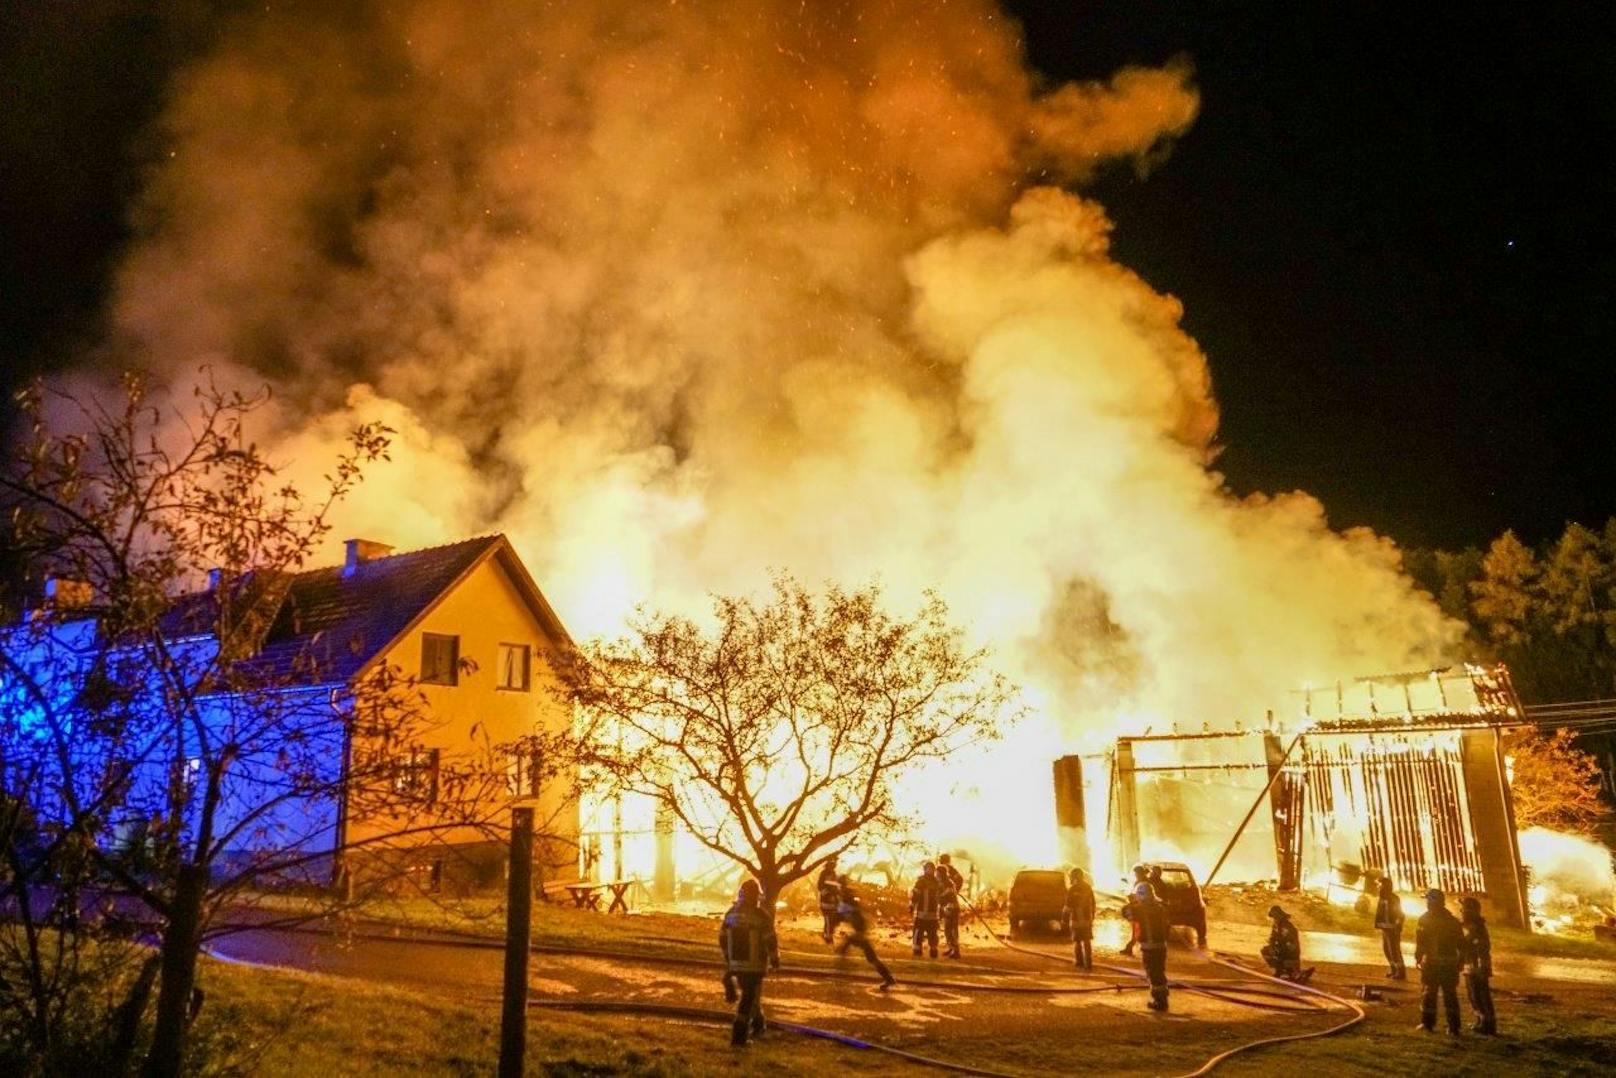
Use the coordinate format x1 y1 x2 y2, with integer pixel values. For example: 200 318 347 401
44 576 93 609
343 538 394 578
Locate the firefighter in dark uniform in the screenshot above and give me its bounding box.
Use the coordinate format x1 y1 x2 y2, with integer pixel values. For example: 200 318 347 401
1064 867 1096 971
937 853 965 959
1374 876 1407 980
816 857 841 944
1460 896 1497 1035
1261 904 1312 982
719 879 780 1047
937 861 962 959
910 861 943 958
1414 888 1464 1034
835 877 896 989
1137 884 1171 1011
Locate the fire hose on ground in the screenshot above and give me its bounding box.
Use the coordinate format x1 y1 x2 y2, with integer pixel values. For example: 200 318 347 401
960 892 1324 1009
959 892 1368 1073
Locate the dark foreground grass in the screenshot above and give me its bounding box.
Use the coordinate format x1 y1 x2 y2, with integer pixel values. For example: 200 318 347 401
1221 982 1616 1077
200 956 904 1076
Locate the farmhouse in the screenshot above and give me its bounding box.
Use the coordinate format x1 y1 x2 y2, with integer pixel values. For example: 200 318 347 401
5 534 579 894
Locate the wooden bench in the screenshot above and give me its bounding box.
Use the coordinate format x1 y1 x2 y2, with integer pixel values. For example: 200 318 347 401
563 879 640 913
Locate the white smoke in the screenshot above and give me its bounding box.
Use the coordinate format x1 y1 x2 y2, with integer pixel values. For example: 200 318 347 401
98 0 1459 859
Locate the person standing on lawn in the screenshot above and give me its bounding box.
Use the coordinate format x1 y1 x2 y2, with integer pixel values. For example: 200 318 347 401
1137 885 1171 1012
719 878 780 1047
910 861 943 958
1374 877 1407 980
1414 888 1465 1035
938 862 962 959
835 877 896 989
816 857 842 944
1065 867 1097 971
1461 896 1497 1035
937 853 965 959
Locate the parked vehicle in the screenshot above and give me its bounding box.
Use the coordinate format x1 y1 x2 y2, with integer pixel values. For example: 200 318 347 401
1140 860 1208 946
1007 868 1068 938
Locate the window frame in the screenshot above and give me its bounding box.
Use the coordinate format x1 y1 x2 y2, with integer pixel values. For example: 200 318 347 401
507 746 543 798
394 747 441 803
496 642 531 692
420 632 460 686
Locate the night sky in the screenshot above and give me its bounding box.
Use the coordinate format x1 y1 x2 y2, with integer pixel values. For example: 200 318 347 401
4 1 1614 552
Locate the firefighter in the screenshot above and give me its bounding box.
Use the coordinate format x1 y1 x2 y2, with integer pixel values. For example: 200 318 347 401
910 861 942 958
937 853 965 959
1261 905 1313 982
719 878 780 1047
1120 864 1150 957
1414 888 1464 1034
938 860 962 959
1460 896 1497 1035
835 877 896 989
1374 876 1407 980
1137 884 1171 1011
1064 867 1096 971
816 857 842 944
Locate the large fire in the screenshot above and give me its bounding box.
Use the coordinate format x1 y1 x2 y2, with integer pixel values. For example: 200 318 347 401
101 1 1468 874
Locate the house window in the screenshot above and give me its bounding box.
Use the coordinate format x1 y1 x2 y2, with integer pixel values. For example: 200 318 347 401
507 748 542 798
394 747 441 803
420 633 459 685
497 643 531 691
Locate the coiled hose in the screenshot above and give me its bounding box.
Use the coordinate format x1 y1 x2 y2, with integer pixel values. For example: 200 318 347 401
1172 955 1366 1077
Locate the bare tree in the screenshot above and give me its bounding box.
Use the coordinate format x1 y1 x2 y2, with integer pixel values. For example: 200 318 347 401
574 576 1017 903
0 372 573 1076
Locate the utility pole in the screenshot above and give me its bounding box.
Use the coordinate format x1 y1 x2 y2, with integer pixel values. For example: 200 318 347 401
499 806 534 1078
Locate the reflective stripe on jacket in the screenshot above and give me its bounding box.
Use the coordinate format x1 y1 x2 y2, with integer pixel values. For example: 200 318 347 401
817 873 840 911
911 876 942 920
720 904 779 974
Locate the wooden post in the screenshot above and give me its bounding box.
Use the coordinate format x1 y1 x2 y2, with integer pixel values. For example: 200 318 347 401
1265 733 1303 890
1053 755 1090 872
1459 728 1530 929
499 807 534 1078
1114 741 1140 872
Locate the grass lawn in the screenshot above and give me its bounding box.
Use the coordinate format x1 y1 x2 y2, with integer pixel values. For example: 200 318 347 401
1222 981 1616 1076
199 956 901 1076
199 950 1616 1077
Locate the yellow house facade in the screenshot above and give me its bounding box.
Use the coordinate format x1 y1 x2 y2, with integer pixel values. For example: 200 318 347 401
243 533 580 893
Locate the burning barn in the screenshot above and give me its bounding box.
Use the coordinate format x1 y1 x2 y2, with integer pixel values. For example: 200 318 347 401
1097 665 1530 928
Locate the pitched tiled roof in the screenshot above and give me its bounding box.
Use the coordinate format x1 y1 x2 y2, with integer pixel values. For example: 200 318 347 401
244 535 504 684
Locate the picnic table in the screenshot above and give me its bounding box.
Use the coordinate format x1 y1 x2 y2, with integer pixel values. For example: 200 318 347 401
563 879 639 914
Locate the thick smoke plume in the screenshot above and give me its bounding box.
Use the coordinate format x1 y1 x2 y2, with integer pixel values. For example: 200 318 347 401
103 0 1458 859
